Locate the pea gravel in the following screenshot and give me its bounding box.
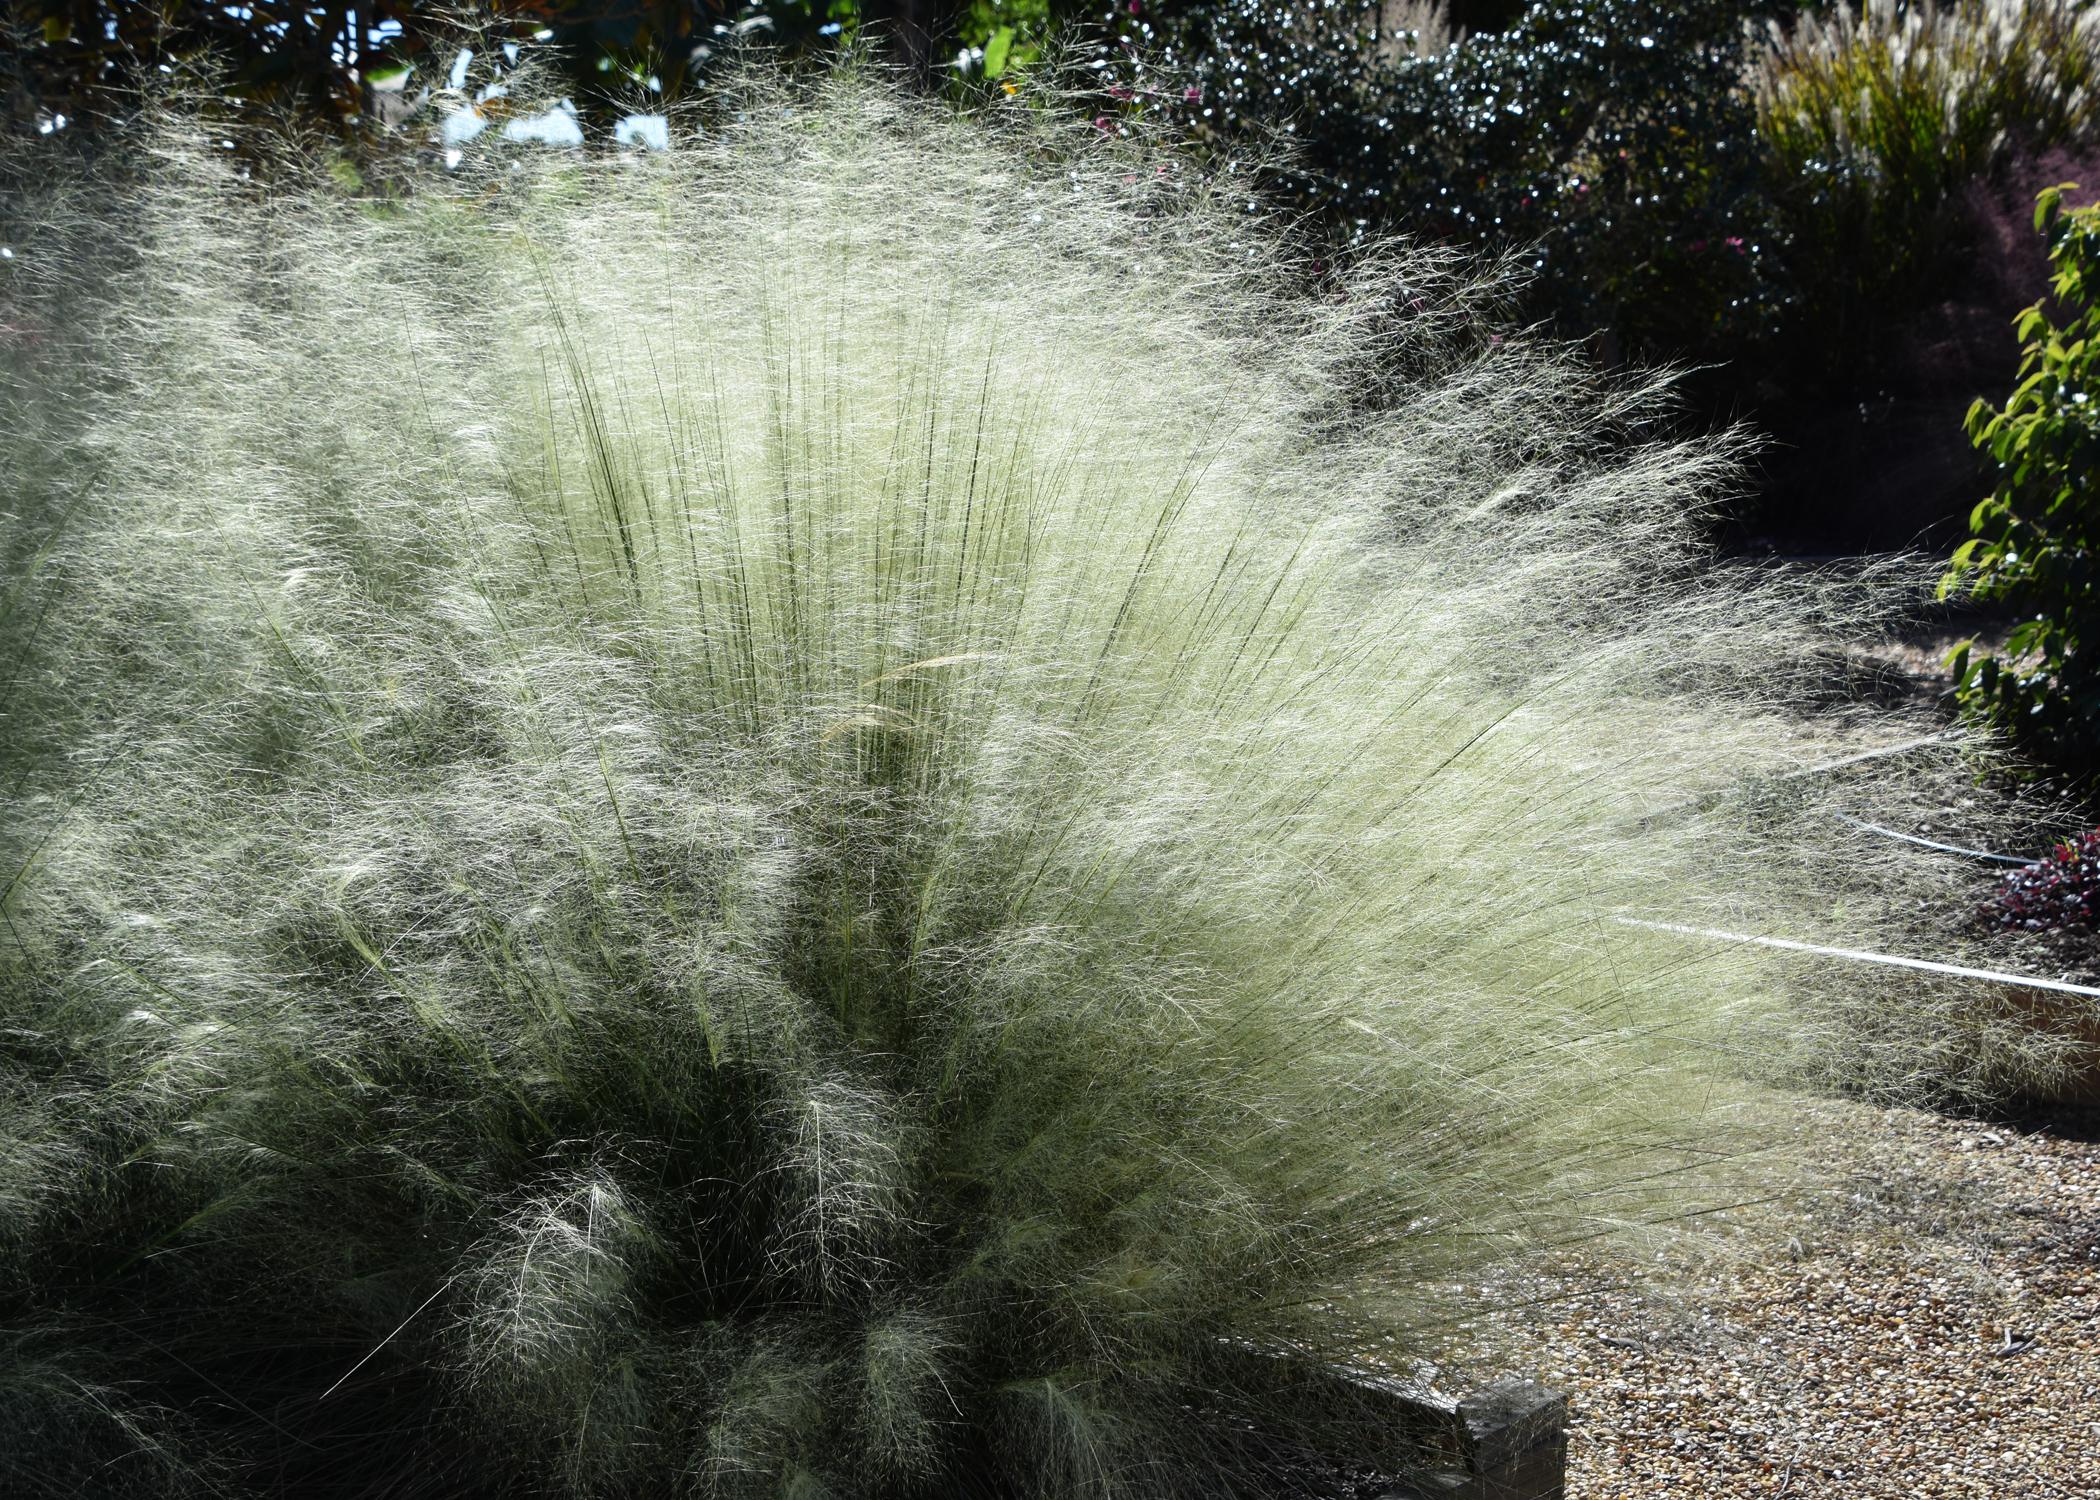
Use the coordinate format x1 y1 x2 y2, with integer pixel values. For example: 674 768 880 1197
1502 1099 2100 1497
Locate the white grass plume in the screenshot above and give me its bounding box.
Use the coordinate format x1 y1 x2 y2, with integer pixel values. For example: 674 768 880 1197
1757 0 2100 177
0 61 2070 1498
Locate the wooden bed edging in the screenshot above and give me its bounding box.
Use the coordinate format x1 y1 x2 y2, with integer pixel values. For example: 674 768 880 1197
1371 1377 1568 1500
1218 1345 1567 1498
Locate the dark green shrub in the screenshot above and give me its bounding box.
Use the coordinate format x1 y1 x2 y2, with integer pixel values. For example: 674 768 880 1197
1945 183 2100 782
1099 0 1788 364
5 2 1039 139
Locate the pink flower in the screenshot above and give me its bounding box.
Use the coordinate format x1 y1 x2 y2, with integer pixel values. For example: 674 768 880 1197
1184 85 1203 103
1128 0 1140 12
1108 83 1136 101
1092 115 1113 133
1725 236 1745 254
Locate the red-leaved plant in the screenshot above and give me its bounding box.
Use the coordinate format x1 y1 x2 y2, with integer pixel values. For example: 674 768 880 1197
1987 830 2100 931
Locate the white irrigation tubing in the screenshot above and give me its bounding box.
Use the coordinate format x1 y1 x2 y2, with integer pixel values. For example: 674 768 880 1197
1615 917 2100 1001
1637 734 2052 866
1636 734 1958 827
1831 812 2030 866
1787 733 1955 778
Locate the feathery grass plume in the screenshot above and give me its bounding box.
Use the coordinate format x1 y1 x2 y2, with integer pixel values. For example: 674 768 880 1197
0 57 2067 1497
1365 2 1463 64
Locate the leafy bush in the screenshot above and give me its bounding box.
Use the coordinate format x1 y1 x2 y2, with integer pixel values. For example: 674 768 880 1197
1984 829 2100 930
0 64 2043 1498
1105 0 2100 389
1944 183 2100 781
9 1 1067 141
1100 0 1786 363
1756 0 2100 351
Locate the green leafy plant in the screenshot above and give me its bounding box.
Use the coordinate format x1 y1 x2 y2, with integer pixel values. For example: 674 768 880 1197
1944 182 2100 783
5 2 1062 142
0 62 2055 1499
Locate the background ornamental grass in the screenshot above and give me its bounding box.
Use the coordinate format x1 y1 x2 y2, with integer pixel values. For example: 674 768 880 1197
1755 0 2100 330
0 65 2061 1498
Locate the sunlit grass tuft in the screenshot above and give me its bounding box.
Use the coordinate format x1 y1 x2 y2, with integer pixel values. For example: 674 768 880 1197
0 63 2061 1498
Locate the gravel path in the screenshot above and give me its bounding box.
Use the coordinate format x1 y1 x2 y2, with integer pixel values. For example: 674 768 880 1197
1475 616 2100 1495
1510 1101 2100 1497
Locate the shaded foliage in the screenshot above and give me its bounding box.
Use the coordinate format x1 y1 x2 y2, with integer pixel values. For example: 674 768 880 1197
1946 183 2100 783
1757 0 2100 381
4 1 1027 137
1094 0 1791 367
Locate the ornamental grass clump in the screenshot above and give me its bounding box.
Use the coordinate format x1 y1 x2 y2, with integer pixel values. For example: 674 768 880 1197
0 65 2050 1498
1757 0 2100 180
1755 0 2100 319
